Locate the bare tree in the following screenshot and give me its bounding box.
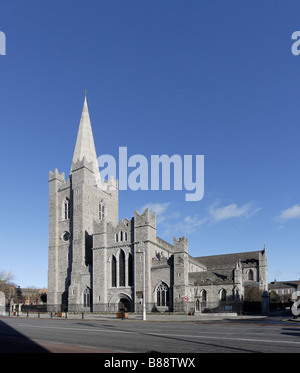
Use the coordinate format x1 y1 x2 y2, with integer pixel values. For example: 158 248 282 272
244 285 263 302
0 270 14 283
0 270 17 304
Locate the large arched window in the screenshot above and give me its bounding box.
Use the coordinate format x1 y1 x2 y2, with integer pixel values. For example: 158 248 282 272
128 253 133 286
64 198 70 220
156 282 169 307
83 287 91 307
111 255 116 287
119 250 125 287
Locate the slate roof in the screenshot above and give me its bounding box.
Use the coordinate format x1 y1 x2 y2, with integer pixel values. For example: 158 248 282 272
189 269 233 286
189 250 264 286
194 250 262 270
268 280 299 290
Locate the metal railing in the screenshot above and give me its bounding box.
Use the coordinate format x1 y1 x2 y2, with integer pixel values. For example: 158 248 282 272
1 300 267 318
5 300 295 318
18 301 244 314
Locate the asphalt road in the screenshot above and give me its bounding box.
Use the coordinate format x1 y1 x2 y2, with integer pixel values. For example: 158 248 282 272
0 316 300 354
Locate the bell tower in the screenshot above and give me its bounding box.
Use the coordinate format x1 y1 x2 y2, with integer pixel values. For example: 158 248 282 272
48 95 118 311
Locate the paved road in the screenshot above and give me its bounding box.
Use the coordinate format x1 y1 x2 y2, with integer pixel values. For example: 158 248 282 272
0 316 300 354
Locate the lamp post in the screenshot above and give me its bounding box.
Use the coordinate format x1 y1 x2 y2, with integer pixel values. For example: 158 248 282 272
137 241 146 320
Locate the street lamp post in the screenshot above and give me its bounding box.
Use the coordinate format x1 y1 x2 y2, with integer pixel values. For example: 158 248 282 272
137 241 146 320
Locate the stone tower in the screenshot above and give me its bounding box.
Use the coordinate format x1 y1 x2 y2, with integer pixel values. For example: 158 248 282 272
173 236 189 311
258 245 268 291
48 96 118 310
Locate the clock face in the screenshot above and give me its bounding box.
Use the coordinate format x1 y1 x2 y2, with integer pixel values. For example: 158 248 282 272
63 231 70 241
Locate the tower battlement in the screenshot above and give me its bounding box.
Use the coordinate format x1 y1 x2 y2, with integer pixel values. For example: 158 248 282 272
71 156 95 174
134 208 156 227
49 168 65 183
173 236 188 253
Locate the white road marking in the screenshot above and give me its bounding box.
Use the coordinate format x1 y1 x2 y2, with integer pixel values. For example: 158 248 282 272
9 322 300 346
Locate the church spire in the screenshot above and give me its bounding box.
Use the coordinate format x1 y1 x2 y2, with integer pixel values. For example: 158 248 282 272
71 94 101 187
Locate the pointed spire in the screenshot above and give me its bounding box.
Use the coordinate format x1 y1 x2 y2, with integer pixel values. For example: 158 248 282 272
71 94 101 187
263 244 266 255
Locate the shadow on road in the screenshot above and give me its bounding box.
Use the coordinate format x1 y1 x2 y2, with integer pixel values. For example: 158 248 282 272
0 319 49 353
281 326 300 339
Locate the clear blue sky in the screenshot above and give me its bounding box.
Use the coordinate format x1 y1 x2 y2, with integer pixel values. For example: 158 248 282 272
0 0 300 288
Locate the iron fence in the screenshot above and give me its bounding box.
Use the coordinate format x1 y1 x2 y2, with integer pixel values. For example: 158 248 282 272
4 300 294 318
17 301 244 314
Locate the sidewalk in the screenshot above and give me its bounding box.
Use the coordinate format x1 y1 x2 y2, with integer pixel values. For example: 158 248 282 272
1 311 269 322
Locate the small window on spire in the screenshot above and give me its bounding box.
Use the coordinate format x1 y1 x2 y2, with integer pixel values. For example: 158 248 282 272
99 201 105 221
64 198 70 220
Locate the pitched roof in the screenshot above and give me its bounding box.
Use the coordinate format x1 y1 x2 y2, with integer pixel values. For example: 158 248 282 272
194 250 262 270
189 269 233 286
268 280 299 290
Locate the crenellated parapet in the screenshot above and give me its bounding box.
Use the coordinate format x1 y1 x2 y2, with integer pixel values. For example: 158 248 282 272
134 208 156 228
71 156 94 174
173 236 188 253
101 175 118 191
49 169 67 196
134 208 156 244
49 168 65 183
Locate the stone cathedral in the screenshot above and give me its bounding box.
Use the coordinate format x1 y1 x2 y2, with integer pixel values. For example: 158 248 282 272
48 97 268 313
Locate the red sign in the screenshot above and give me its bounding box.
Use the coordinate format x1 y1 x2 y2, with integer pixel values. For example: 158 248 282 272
182 296 189 302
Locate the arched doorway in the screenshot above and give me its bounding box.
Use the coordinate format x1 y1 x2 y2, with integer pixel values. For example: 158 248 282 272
118 297 131 312
109 293 133 312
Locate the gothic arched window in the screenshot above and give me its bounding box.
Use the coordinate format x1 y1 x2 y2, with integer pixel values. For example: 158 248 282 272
128 253 133 286
201 289 207 302
83 287 91 307
248 269 254 281
64 198 70 220
111 255 116 287
220 288 227 301
119 250 125 287
99 201 105 221
156 282 169 307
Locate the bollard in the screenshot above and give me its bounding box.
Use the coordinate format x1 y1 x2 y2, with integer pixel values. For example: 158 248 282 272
82 312 84 319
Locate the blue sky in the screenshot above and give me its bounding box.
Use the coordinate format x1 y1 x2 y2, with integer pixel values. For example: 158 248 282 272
0 0 300 288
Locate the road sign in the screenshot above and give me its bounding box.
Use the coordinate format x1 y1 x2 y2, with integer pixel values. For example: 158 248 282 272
182 296 189 302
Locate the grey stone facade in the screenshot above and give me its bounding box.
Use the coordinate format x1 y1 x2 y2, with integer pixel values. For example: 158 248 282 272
48 97 268 313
